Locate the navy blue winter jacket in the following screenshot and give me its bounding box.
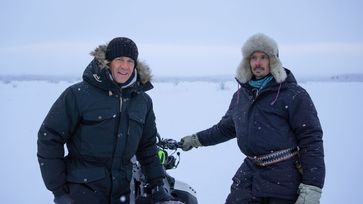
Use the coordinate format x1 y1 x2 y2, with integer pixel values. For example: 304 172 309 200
197 69 325 199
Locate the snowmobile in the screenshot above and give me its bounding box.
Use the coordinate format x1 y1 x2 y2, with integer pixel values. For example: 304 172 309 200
129 134 198 204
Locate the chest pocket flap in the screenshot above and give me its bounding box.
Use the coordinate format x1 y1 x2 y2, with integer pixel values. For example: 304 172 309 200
82 109 117 124
128 112 145 125
79 109 117 157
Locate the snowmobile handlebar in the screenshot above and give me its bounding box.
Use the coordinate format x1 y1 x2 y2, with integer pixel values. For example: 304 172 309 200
156 133 183 170
157 138 183 150
156 133 183 150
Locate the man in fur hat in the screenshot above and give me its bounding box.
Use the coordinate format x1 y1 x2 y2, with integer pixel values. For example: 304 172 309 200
37 37 174 204
181 33 325 204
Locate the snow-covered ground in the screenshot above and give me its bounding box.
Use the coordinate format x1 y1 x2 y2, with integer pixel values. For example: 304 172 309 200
0 80 362 203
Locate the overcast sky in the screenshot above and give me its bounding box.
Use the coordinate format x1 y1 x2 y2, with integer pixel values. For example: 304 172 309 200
1 0 362 78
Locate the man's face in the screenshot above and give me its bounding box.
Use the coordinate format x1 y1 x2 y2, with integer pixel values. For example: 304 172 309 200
249 51 270 79
109 56 135 83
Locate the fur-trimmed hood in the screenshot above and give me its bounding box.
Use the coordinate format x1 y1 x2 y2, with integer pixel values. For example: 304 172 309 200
82 43 154 93
236 33 287 84
90 44 152 84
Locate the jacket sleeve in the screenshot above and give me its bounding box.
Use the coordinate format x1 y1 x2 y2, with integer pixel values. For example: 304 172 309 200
289 88 325 188
197 92 237 146
135 95 165 187
37 87 80 196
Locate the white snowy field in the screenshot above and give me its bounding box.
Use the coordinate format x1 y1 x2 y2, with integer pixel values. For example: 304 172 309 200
0 80 362 204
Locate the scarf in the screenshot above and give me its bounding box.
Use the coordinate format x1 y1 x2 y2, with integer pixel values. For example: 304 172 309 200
119 69 137 89
248 74 273 95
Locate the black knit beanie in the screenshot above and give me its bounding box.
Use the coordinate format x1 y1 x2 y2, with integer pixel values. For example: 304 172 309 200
106 37 139 63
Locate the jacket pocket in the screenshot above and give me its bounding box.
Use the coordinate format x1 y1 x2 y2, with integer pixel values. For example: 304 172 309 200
80 109 117 157
67 167 110 195
67 167 106 183
125 112 145 158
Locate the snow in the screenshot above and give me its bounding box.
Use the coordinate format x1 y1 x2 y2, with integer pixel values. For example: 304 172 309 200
1 79 362 203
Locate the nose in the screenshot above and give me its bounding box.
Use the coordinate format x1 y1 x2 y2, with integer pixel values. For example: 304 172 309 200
119 61 128 69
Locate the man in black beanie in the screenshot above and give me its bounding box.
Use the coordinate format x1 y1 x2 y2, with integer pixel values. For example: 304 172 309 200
37 37 174 204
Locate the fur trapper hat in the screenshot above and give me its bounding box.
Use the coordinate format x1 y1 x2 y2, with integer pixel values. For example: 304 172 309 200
235 33 287 83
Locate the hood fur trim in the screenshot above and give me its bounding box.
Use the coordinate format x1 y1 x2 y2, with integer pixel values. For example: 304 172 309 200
90 44 152 84
236 33 287 83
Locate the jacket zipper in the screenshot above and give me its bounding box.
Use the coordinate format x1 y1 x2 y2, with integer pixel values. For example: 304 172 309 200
245 86 274 154
109 94 122 197
119 95 123 112
119 94 129 165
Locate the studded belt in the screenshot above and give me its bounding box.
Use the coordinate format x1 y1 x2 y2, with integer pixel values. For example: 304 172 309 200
247 147 299 167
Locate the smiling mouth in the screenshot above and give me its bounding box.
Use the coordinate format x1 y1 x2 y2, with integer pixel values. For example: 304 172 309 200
118 71 128 75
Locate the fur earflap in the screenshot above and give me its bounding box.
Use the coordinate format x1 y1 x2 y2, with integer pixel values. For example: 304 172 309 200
235 33 287 83
90 44 152 84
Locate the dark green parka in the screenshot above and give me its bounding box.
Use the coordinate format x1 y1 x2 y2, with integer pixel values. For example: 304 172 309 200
37 45 164 203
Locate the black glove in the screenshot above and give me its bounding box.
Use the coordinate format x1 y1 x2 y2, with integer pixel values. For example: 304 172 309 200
151 185 175 203
54 194 74 204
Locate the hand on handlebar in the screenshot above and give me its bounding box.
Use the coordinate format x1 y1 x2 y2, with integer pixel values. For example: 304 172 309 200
180 134 202 151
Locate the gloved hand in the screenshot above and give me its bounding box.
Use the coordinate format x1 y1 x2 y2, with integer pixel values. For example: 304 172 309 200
295 183 322 204
54 194 74 204
151 185 175 203
180 134 202 151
